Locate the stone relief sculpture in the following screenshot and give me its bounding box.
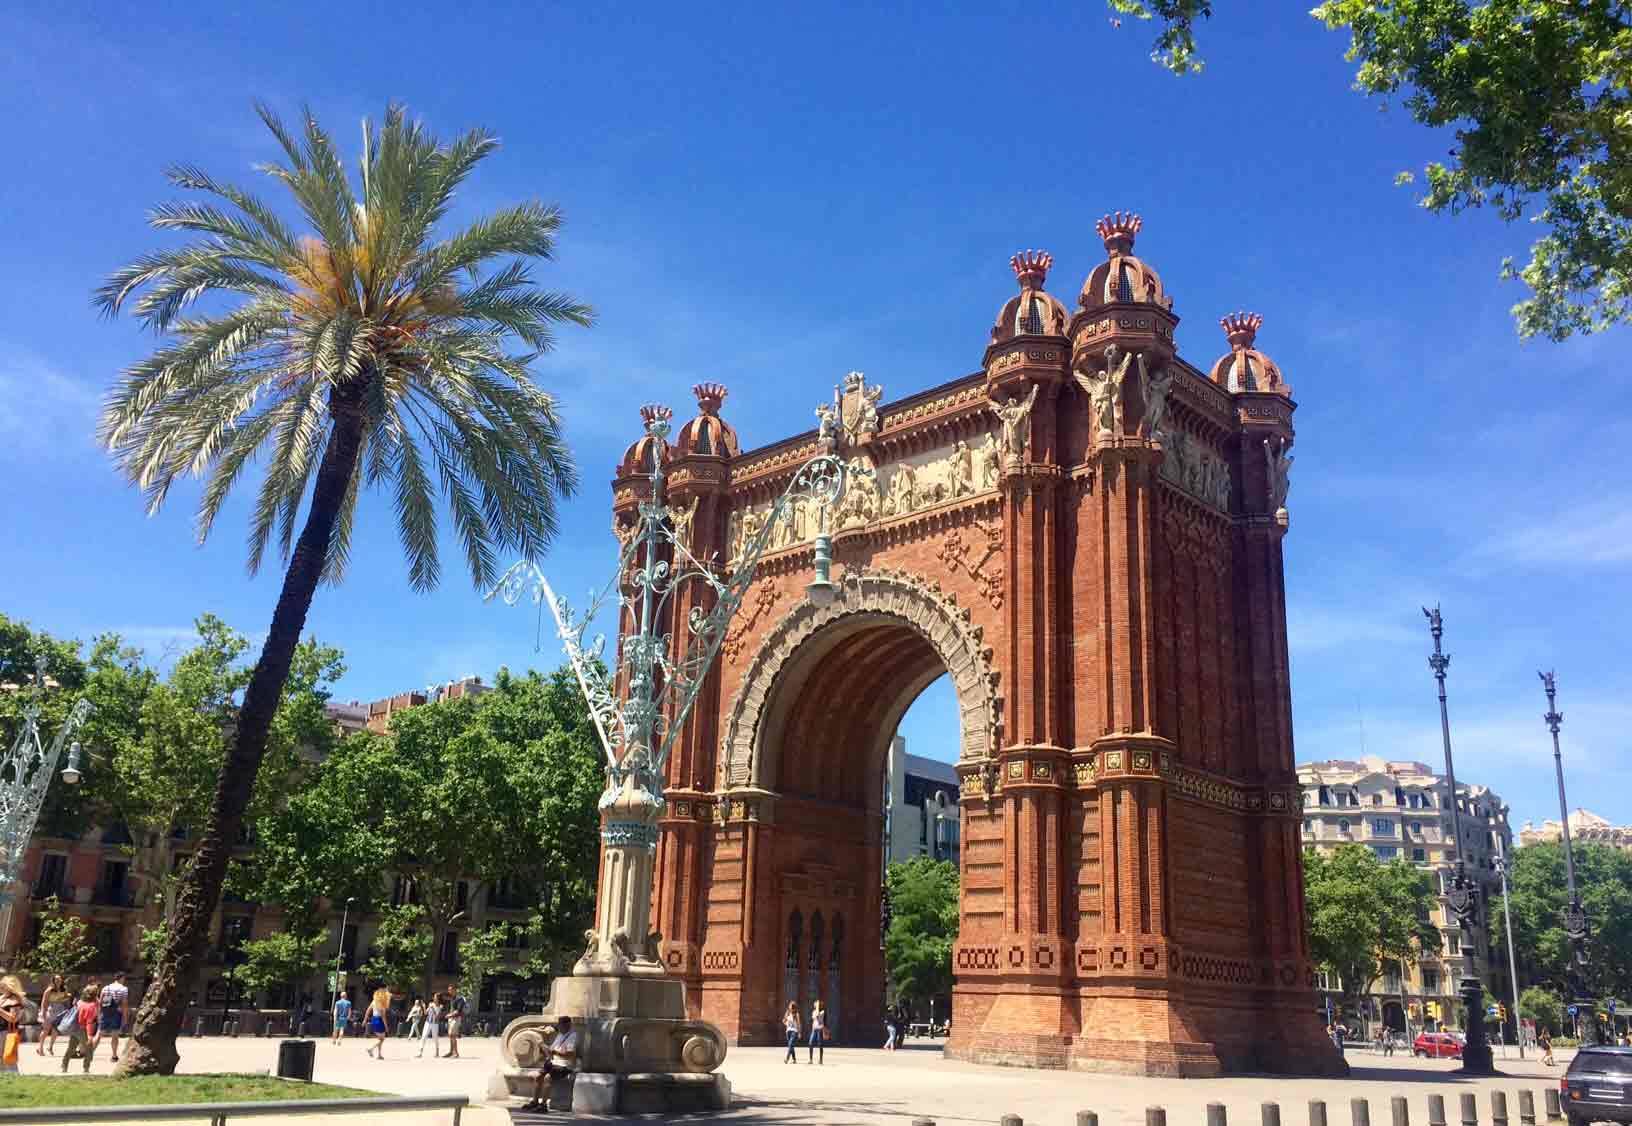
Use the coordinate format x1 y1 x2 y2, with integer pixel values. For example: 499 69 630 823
1263 438 1293 513
886 459 919 516
814 403 838 453
988 382 1040 466
835 455 880 529
950 440 976 497
670 496 699 555
979 433 1000 489
1139 356 1174 439
1160 429 1232 511
1074 343 1134 437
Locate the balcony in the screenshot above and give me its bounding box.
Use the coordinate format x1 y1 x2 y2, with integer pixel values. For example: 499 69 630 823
91 885 139 908
30 881 74 902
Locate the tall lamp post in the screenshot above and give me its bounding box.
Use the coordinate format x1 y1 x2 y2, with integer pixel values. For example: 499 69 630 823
1540 671 1597 1046
1492 814 1523 1059
0 656 93 950
333 896 355 1017
1422 605 1495 1074
485 396 852 1108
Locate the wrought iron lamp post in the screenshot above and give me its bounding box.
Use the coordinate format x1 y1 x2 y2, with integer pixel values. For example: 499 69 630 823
1540 671 1597 1046
489 401 850 974
0 656 93 957
1492 814 1523 1059
1422 605 1495 1074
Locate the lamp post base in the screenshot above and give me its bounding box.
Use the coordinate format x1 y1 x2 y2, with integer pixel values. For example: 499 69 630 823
1458 982 1497 1076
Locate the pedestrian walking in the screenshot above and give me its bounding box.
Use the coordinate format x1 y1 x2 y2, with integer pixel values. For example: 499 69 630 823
418 993 443 1058
97 972 130 1063
808 998 826 1065
331 993 352 1044
445 984 466 1058
295 994 312 1038
883 1009 896 1051
406 998 425 1041
1539 1029 1555 1066
364 989 391 1059
0 976 26 1074
37 975 68 1057
59 986 100 1074
782 1002 800 1063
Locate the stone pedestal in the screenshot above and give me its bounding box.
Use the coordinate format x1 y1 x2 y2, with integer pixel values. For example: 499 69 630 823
489 966 730 1114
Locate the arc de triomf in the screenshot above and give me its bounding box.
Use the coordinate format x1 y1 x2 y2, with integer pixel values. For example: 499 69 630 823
609 213 1340 1076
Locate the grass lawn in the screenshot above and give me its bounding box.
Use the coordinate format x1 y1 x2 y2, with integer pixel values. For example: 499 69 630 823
0 1073 381 1108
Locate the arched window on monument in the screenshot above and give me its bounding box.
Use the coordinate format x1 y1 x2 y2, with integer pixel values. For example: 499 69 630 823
785 909 803 1014
828 914 844 1041
809 911 825 1027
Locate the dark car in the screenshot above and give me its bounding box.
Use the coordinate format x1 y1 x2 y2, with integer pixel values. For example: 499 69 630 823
1413 1031 1464 1059
1564 1045 1632 1125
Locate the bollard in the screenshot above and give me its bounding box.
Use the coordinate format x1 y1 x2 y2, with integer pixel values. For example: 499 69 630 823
1264 1103 1282 1126
1460 1092 1478 1126
1310 1100 1328 1126
1001 1117 1023 1126
1353 1098 1371 1126
1392 1096 1410 1126
1428 1094 1447 1126
1543 1089 1561 1122
1518 1090 1535 1126
1210 1104 1228 1126
1079 1114 1099 1126
1492 1092 1508 1126
1148 1108 1167 1126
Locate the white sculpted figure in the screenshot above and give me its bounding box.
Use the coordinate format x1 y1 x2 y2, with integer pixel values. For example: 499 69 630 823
1073 343 1134 436
815 403 838 451
1139 355 1174 439
988 382 1041 464
1264 438 1293 511
890 460 919 515
670 496 700 554
950 440 975 497
858 381 883 436
980 433 1001 489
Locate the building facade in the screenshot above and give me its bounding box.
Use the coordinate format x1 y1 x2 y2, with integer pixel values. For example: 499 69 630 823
634 215 1339 1075
885 735 961 866
1298 756 1513 1034
1520 808 1632 851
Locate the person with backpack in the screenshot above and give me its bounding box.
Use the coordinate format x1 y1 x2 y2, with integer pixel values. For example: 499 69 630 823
97 972 130 1063
445 985 467 1058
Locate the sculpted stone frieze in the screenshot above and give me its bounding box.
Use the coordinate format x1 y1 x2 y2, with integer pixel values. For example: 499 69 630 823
1159 430 1231 511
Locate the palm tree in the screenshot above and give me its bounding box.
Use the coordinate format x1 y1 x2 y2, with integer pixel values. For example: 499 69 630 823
95 102 591 1075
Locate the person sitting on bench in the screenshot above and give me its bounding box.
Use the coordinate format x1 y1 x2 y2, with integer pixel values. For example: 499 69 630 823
523 1015 578 1111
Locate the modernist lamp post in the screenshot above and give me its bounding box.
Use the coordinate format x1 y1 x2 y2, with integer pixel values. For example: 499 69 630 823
485 395 852 1111
0 657 94 948
1540 671 1598 1046
1422 605 1495 1074
1492 817 1524 1059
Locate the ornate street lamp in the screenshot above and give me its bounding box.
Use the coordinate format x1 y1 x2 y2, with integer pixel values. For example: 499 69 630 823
485 397 851 1110
1540 671 1597 1046
1421 605 1494 1074
1 657 94 903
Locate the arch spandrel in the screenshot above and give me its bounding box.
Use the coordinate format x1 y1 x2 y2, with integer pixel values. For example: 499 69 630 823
719 569 1002 790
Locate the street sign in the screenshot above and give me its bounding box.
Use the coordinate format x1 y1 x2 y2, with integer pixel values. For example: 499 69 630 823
1487 1006 1500 1017
1569 1004 1580 1017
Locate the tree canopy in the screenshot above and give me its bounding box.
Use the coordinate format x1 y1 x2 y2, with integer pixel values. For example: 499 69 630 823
1303 844 1442 1012
883 857 959 1006
1108 0 1632 340
1494 840 1632 1003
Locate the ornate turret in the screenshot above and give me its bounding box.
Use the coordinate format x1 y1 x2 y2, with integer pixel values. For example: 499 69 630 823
616 404 672 480
1078 212 1172 313
672 382 740 459
1208 312 1287 394
990 250 1069 344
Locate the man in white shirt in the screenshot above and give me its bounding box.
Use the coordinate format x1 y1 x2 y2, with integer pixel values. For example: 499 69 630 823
98 973 130 1063
522 1015 578 1111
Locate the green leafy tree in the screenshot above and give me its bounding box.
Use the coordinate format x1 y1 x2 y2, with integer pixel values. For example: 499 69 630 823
1109 0 1632 339
234 930 321 1009
883 857 959 1007
1520 984 1564 1036
457 923 511 1005
20 897 96 978
360 905 433 994
95 102 590 1075
1303 845 1441 1021
1493 841 1632 1003
247 668 603 996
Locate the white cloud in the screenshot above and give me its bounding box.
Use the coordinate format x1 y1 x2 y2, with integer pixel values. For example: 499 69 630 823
1288 606 1420 653
0 347 99 457
1475 497 1632 568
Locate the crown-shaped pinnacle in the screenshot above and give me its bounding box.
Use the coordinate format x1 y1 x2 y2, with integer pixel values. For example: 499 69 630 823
692 382 728 415
1221 311 1263 348
1095 211 1143 254
639 403 674 439
1009 249 1053 289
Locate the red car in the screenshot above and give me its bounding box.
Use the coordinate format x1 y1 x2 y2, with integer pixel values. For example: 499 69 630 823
1414 1032 1465 1059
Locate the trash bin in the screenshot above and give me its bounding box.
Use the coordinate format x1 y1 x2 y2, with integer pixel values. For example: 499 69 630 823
276 1038 315 1082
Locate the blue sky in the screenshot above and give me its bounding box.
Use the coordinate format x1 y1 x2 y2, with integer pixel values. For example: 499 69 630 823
2 4 1627 833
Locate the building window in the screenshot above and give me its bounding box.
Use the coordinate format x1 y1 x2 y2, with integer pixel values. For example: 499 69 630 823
1422 968 1439 992
1373 818 1395 836
1373 846 1399 859
1318 786 1332 807
1409 821 1422 835
1447 934 1460 955
1303 819 1313 834
1338 819 1351 834
1412 848 1427 863
1372 793 1383 806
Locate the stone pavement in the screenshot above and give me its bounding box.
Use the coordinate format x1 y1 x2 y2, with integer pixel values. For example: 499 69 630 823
13 1035 1568 1126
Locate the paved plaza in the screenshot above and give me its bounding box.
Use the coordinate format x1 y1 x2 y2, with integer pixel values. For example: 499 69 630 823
13 1035 1570 1125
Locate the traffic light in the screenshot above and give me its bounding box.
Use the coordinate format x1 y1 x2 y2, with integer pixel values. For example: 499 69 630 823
1426 1001 1440 1021
1408 1002 1421 1018
1498 1003 1507 1022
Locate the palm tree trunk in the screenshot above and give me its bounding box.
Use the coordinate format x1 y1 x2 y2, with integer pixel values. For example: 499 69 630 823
118 382 370 1076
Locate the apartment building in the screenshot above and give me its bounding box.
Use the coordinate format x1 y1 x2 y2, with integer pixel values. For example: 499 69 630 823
884 735 960 866
1299 755 1512 1034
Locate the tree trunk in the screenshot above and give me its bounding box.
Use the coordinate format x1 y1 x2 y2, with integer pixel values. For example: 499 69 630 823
117 383 370 1076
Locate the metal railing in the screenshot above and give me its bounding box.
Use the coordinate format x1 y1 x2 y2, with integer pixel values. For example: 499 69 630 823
0 1094 468 1125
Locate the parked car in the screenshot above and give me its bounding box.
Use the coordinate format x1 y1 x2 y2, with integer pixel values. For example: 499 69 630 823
1563 1045 1632 1125
1413 1032 1465 1059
